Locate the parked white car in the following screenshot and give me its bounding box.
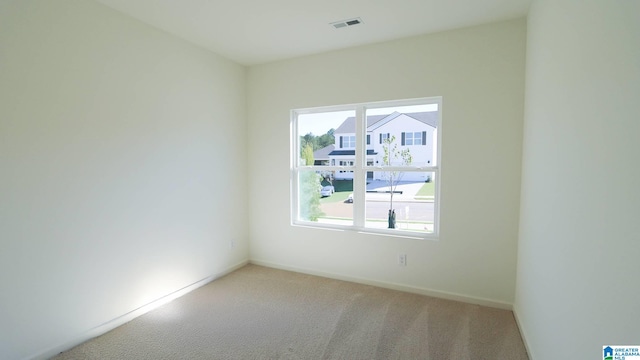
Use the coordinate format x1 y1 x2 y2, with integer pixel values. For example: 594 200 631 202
320 186 335 197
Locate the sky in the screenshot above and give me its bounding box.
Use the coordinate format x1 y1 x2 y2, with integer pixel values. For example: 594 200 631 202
297 103 438 137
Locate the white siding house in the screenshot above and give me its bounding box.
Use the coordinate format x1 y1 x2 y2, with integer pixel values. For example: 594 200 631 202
329 112 438 181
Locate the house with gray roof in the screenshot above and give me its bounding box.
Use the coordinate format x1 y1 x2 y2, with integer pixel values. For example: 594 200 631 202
329 111 438 181
312 144 334 165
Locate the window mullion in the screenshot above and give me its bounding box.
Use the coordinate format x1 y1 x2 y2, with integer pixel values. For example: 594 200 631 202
292 170 300 222
290 111 299 223
353 106 366 228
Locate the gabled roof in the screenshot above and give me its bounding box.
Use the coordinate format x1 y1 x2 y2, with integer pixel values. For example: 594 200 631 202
334 111 438 134
367 112 403 131
334 115 386 133
313 144 334 160
404 112 438 128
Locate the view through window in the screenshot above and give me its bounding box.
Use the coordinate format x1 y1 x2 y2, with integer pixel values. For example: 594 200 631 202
291 98 441 237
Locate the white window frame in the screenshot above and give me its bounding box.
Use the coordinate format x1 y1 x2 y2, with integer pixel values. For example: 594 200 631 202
290 97 442 239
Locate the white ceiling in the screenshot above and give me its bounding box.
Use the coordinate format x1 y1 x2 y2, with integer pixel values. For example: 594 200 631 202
95 0 531 65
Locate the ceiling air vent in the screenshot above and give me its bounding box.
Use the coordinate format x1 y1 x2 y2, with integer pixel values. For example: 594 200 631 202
330 18 363 29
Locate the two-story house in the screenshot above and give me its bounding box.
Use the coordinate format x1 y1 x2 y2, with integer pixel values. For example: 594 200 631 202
328 111 438 181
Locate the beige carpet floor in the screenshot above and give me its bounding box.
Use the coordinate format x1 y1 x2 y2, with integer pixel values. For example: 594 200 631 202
52 264 529 359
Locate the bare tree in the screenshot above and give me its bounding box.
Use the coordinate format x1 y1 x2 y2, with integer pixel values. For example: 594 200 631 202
381 135 412 228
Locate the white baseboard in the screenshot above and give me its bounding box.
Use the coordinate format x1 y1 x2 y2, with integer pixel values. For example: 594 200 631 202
512 305 534 360
249 259 514 310
29 259 248 360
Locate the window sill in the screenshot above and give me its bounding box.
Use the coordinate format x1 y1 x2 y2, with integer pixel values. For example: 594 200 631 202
291 221 439 241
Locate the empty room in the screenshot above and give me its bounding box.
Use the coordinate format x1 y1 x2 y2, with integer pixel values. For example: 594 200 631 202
1 0 638 359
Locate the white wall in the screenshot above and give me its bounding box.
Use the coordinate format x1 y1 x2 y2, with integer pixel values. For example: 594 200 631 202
0 1 248 359
247 19 526 307
515 0 640 358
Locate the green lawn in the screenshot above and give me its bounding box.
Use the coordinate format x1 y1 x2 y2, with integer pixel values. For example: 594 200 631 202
319 191 351 203
415 181 435 197
319 180 353 203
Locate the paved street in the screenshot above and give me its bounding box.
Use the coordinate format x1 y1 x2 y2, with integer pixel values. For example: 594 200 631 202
319 180 435 224
320 200 433 222
367 200 434 221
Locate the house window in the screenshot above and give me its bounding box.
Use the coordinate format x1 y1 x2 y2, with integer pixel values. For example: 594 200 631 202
403 132 425 146
291 97 441 238
341 136 355 148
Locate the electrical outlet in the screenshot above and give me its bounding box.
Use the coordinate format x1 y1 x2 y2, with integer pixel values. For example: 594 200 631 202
398 254 407 266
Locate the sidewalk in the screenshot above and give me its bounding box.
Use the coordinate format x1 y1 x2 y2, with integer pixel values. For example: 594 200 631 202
365 180 433 203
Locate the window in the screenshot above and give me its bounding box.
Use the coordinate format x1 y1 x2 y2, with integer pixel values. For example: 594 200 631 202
291 97 441 238
403 132 425 146
340 135 355 148
338 161 354 174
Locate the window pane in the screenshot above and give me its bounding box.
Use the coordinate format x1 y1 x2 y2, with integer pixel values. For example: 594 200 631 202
364 172 435 233
365 104 438 167
297 110 355 166
297 170 354 226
